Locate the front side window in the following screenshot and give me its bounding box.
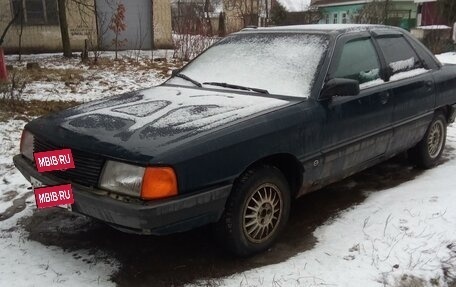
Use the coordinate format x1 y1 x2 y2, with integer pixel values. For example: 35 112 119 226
11 0 59 25
376 36 424 75
334 38 381 86
167 33 330 98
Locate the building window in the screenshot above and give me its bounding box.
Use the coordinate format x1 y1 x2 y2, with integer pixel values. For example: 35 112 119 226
342 13 347 24
11 0 59 25
325 14 330 24
333 13 338 24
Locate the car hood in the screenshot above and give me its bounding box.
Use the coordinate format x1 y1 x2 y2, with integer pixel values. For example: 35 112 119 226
27 85 296 163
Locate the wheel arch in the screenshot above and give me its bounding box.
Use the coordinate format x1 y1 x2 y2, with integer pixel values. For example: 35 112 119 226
235 153 304 198
436 105 453 124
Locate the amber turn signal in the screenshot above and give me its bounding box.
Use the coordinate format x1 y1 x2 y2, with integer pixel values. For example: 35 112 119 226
141 167 178 200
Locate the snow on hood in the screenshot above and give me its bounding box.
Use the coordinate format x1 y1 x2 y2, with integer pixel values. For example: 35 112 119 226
59 85 290 146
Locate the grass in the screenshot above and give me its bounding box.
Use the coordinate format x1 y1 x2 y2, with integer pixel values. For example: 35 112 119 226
7 66 85 83
86 56 182 78
0 99 80 122
0 67 82 122
0 54 182 122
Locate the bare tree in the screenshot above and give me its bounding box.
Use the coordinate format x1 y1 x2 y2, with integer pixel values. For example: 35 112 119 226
270 1 287 25
17 4 24 61
0 2 22 47
59 0 99 59
109 2 127 60
204 0 214 35
218 11 226 36
439 0 456 25
353 0 391 24
73 0 111 63
264 0 269 26
225 0 258 28
173 0 206 35
58 0 72 57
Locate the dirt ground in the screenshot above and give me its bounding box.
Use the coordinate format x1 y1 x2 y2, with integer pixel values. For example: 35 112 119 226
7 152 436 287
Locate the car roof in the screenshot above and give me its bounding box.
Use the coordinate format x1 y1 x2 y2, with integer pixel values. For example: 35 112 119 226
239 24 400 35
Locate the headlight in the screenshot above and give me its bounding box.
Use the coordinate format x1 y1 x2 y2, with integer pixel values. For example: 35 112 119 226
99 161 179 200
99 161 145 197
20 130 34 161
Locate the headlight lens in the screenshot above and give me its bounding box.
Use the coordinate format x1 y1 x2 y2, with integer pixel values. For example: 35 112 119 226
20 130 34 161
99 161 145 196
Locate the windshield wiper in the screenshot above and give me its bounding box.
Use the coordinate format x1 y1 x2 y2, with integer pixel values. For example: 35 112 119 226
174 73 202 87
203 82 269 94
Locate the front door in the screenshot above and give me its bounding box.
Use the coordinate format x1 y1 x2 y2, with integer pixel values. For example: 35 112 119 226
319 34 393 180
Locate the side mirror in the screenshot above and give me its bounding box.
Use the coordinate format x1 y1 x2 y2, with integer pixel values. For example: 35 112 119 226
320 78 360 100
171 68 181 77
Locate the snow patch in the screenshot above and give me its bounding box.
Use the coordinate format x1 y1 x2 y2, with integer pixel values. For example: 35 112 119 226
436 52 456 65
389 68 429 81
390 57 415 73
64 86 290 133
417 25 451 30
172 33 328 98
0 120 118 287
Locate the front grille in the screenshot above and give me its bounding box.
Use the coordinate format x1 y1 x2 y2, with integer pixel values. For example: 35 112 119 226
33 137 105 187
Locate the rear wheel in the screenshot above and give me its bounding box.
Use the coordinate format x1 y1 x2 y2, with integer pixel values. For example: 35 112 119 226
409 113 447 169
215 165 291 256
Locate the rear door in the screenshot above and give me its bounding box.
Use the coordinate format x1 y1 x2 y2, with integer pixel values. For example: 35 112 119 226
373 31 436 154
319 33 393 180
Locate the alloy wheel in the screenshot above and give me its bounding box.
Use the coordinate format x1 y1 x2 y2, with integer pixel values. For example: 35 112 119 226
427 120 445 159
242 183 283 244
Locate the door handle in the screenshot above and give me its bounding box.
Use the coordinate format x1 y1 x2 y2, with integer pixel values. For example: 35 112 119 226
380 92 390 105
425 81 433 91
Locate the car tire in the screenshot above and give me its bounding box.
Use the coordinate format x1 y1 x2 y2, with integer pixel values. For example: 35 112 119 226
409 112 447 169
215 165 291 256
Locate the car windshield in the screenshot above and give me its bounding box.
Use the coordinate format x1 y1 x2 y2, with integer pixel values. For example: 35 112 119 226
167 33 329 98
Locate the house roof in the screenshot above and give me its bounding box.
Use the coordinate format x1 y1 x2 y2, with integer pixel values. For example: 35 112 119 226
311 0 416 6
310 0 368 7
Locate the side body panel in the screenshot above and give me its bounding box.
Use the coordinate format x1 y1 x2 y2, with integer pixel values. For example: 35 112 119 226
157 101 326 195
319 88 393 180
435 64 456 109
387 72 435 154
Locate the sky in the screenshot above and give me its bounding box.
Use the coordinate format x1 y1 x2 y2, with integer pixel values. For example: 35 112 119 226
278 0 312 12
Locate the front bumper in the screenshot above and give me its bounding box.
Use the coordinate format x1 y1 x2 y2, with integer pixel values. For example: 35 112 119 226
13 154 231 235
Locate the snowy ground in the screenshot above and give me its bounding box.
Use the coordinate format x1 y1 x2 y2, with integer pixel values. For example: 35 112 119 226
0 52 455 287
437 52 456 65
4 50 178 102
217 126 456 287
0 120 118 286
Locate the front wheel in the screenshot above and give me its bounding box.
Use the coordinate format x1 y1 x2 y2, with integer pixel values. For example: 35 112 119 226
409 113 447 169
215 165 291 256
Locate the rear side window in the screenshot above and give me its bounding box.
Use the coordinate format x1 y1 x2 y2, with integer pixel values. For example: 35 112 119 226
334 38 381 85
376 36 423 75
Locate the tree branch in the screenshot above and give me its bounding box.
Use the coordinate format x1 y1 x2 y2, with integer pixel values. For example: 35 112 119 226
0 5 21 47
